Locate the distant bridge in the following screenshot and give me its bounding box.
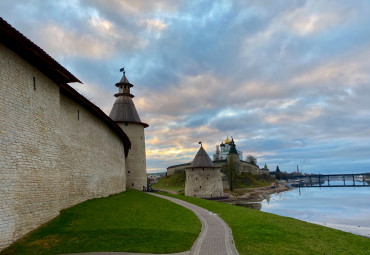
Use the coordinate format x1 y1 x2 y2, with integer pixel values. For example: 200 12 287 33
289 172 370 187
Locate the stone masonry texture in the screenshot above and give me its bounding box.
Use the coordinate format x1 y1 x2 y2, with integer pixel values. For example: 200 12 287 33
118 123 147 190
0 43 127 251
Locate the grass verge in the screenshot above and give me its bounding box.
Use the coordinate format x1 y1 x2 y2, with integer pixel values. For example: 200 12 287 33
1 190 201 255
162 193 370 255
153 173 186 192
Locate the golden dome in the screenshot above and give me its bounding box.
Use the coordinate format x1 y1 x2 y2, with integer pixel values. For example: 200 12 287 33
225 136 231 144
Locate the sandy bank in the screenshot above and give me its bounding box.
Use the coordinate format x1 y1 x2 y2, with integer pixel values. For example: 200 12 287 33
223 182 291 204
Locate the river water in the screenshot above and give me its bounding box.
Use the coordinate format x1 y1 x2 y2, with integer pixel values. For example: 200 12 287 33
260 181 370 237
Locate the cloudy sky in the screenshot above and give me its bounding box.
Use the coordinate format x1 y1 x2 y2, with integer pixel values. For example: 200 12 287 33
2 0 370 174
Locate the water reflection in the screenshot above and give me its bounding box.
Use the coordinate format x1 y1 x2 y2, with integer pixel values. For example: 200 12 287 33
260 186 370 237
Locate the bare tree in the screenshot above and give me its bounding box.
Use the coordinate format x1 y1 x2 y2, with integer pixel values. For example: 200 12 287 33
246 155 257 165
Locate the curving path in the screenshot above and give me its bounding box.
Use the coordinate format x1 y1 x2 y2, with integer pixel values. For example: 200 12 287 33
150 193 239 255
63 193 238 255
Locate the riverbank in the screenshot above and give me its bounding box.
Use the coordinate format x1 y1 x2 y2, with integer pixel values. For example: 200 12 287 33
156 182 291 210
220 182 290 209
163 192 370 254
157 182 290 201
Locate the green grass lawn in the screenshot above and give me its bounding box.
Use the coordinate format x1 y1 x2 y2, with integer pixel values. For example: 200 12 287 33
152 173 186 192
1 190 201 255
162 193 370 255
3 188 369 255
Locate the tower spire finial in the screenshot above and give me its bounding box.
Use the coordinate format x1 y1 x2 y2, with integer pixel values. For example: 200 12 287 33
120 67 125 74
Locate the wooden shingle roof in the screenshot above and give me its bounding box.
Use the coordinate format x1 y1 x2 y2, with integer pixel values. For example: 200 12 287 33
191 145 214 168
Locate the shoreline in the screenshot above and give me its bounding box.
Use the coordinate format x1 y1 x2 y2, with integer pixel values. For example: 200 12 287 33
222 182 291 203
156 184 370 238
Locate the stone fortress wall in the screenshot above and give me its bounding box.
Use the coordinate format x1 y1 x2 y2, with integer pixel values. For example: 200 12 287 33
167 160 264 176
0 42 128 250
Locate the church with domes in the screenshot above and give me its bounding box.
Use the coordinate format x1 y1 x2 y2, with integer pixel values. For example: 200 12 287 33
213 136 243 161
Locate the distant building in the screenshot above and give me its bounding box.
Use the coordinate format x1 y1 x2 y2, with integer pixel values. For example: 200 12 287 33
167 137 265 177
213 136 243 161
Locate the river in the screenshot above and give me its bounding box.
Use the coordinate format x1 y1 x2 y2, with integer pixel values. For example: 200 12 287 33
260 181 370 237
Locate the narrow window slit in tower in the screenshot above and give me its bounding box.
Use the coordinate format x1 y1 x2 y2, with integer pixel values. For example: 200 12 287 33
77 109 79 120
33 77 36 90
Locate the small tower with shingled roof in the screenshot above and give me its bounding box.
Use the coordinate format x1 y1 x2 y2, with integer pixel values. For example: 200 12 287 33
185 143 224 198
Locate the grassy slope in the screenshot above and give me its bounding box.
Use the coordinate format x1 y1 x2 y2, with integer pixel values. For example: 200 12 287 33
163 193 370 255
152 174 186 192
235 173 274 188
1 190 201 255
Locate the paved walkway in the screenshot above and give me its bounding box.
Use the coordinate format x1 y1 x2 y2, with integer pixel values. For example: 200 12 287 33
151 193 238 255
63 193 239 255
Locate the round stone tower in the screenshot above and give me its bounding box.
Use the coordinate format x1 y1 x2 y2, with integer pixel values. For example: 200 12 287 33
109 68 149 190
185 143 224 198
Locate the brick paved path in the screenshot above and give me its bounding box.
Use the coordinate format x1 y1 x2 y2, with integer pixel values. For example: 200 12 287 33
63 193 239 255
150 193 239 255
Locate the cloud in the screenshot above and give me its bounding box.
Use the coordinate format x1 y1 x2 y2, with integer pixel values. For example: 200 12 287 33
140 19 168 31
3 0 370 173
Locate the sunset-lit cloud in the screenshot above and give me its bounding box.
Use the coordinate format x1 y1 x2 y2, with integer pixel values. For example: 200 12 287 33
2 0 370 173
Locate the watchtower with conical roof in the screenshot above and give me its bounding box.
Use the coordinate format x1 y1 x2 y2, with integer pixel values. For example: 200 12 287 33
109 68 148 190
185 143 224 198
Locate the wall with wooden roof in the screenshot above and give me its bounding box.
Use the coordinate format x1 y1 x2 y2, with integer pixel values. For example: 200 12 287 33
0 42 127 251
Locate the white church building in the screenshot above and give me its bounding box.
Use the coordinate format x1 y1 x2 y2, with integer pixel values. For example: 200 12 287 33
213 136 243 161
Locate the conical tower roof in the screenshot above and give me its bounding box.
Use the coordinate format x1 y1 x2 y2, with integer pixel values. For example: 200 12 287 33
191 145 214 168
119 72 130 84
228 138 238 155
109 68 148 127
110 96 142 122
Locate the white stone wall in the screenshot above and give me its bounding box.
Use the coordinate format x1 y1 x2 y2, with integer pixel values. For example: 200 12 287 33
167 167 176 176
0 43 127 251
166 164 188 176
240 162 262 175
185 168 224 198
118 123 147 190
